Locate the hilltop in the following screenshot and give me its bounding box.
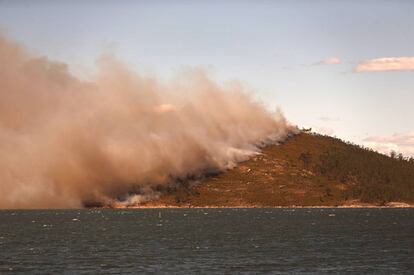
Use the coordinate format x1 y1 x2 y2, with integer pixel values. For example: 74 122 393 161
140 132 414 208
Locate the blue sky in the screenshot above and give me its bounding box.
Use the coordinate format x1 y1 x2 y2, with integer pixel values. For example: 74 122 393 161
1 0 413 155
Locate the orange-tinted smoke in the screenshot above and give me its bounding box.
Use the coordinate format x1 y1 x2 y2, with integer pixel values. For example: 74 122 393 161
0 36 295 208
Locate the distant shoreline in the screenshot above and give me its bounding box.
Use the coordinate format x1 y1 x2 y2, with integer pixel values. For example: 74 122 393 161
125 133 414 211
113 202 414 209
2 203 414 210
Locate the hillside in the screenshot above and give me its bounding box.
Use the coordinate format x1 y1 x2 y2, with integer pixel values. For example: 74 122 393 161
140 133 414 208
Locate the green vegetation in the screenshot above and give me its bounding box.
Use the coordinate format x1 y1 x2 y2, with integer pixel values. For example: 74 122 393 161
145 132 414 207
300 134 414 204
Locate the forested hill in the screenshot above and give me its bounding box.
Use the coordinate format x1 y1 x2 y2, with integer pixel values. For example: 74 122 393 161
144 133 414 207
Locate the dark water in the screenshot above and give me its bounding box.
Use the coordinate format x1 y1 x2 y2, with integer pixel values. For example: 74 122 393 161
0 208 413 274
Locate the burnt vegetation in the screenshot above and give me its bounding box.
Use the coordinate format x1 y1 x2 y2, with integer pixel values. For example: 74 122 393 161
145 132 414 207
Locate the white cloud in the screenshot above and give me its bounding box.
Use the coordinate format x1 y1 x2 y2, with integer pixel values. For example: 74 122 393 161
318 57 341 65
363 132 414 157
355 57 414 72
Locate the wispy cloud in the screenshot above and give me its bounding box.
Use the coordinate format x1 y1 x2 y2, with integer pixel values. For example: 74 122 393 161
363 132 414 157
355 57 414 72
317 57 341 65
319 116 340 122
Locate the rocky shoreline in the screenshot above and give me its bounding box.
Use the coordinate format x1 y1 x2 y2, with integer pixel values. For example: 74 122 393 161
112 201 414 209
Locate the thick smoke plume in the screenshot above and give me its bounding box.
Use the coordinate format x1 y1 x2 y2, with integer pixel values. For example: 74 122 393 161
0 36 294 208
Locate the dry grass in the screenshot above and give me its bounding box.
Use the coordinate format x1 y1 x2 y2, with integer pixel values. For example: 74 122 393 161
141 133 414 207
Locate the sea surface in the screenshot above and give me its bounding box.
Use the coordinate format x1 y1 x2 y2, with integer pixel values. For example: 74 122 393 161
0 208 413 274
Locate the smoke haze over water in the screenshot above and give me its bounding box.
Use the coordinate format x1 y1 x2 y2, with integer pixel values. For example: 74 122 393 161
0 36 294 208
